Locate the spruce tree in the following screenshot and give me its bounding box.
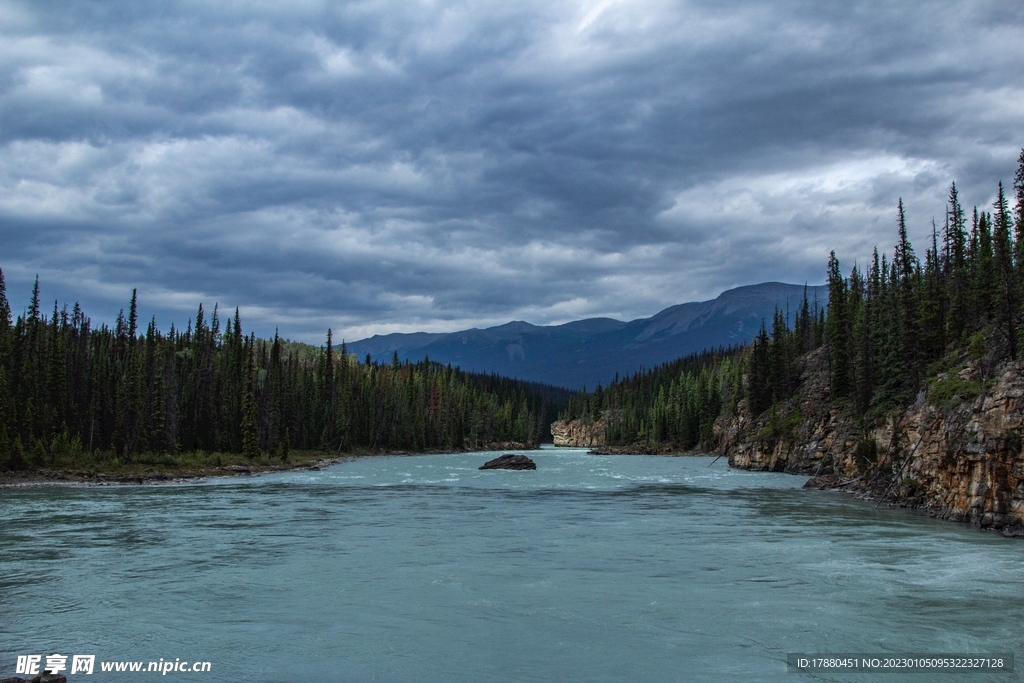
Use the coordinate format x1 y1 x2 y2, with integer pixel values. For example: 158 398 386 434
973 209 995 324
945 183 969 343
241 357 260 460
992 182 1018 358
28 276 40 322
0 268 10 365
1013 149 1024 258
826 251 850 399
919 221 946 363
0 365 10 468
279 427 290 462
321 329 336 448
769 307 791 399
893 199 921 389
128 289 138 340
851 264 872 415
796 284 813 353
748 322 772 415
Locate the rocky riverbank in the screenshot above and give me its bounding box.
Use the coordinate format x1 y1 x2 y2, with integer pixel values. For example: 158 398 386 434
551 417 606 447
0 456 356 487
0 441 539 487
587 444 690 455
713 347 1024 537
551 415 691 454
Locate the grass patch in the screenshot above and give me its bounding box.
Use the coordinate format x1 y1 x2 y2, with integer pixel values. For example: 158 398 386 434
927 373 981 409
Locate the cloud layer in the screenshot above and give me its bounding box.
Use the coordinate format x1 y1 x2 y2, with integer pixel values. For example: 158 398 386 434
1 0 1022 342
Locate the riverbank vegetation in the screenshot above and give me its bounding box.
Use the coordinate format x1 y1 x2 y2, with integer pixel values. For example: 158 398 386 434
0 280 567 473
560 150 1024 449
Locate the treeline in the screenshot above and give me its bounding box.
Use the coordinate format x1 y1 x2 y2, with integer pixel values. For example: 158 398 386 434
825 152 1024 415
558 293 825 449
559 346 743 449
0 278 565 468
561 149 1024 447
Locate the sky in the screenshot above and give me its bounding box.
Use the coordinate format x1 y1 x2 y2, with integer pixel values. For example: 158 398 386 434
1 1 1022 343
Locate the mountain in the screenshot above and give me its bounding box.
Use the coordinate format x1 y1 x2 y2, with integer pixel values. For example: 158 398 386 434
346 282 828 389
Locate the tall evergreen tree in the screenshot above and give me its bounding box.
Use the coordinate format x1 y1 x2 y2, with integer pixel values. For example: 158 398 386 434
919 221 946 363
1013 149 1024 257
0 268 11 364
241 358 259 460
826 251 850 399
945 183 969 343
893 199 921 388
972 209 995 324
992 182 1018 358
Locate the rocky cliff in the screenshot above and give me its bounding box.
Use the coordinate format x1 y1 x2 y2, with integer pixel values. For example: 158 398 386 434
551 418 606 447
714 348 1024 536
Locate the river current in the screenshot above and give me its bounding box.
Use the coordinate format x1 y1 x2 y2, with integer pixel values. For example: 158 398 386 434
2 446 1021 682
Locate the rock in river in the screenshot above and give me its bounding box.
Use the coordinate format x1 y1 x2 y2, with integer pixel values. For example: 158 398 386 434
2 675 68 683
479 454 537 470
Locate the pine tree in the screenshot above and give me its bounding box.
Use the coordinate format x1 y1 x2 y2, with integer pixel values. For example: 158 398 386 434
919 221 946 363
769 307 791 400
279 427 290 462
127 289 138 340
1013 149 1024 262
28 276 40 322
0 268 11 365
945 183 969 343
893 199 921 389
796 284 813 353
748 322 772 415
826 251 850 399
321 329 336 448
241 355 260 460
972 209 995 324
992 182 1018 358
852 263 872 415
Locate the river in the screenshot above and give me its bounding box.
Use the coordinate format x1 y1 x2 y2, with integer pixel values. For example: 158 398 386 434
2 446 1021 682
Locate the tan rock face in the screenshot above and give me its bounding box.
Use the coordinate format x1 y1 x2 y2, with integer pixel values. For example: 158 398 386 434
550 418 606 447
714 350 1024 536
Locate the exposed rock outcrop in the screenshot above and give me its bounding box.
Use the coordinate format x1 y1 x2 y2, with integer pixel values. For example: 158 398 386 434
714 347 1024 535
483 441 539 451
587 444 686 455
479 454 537 470
550 418 606 447
1 674 68 683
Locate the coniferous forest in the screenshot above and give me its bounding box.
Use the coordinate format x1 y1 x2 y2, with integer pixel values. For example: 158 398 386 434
561 150 1024 449
4 151 1023 468
0 278 565 470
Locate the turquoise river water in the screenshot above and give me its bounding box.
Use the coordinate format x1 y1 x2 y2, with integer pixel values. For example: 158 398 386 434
2 446 1022 682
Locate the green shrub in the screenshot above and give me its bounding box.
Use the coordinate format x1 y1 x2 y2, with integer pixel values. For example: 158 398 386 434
928 373 980 409
854 437 878 465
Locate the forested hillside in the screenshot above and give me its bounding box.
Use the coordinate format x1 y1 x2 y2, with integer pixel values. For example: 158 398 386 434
557 296 824 451
0 280 564 469
561 150 1024 452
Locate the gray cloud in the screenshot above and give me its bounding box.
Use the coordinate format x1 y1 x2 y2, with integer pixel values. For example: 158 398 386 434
1 0 1022 342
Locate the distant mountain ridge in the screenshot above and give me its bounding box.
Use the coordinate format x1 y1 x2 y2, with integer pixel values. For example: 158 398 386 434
347 282 828 389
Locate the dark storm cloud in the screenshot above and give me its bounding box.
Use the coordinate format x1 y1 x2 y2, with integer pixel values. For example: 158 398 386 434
1 0 1022 341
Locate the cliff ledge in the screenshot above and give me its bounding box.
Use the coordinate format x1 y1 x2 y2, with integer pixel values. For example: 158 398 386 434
714 348 1024 536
